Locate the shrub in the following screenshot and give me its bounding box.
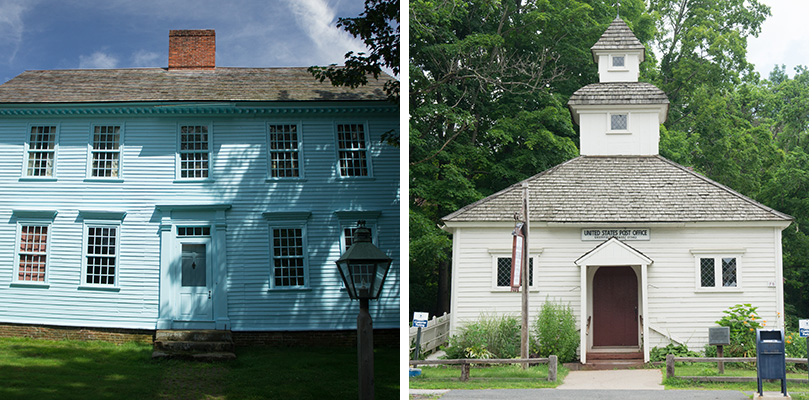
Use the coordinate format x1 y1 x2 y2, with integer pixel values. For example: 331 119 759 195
785 331 808 372
716 303 762 358
532 299 579 363
443 314 521 359
650 343 700 362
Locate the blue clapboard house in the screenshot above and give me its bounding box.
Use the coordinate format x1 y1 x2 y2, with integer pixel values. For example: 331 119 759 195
0 30 399 339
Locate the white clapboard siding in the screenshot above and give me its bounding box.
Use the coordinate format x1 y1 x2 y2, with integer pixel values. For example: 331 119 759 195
0 112 399 331
450 224 782 351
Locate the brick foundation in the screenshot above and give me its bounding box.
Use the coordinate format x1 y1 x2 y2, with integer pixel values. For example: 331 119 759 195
0 323 398 348
0 323 154 344
232 329 399 348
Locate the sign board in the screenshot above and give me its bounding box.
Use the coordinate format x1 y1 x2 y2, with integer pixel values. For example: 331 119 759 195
582 228 650 241
800 319 809 338
708 326 731 345
413 312 429 328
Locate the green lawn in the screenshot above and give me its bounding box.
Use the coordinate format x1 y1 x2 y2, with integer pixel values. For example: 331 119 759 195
408 363 567 390
663 364 809 400
0 337 398 400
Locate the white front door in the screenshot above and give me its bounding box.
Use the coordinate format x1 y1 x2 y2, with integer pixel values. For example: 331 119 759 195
178 240 213 321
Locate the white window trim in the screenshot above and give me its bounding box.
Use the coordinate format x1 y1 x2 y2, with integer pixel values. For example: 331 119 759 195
487 249 540 292
691 249 745 292
21 124 59 180
12 219 54 288
609 54 629 71
265 214 312 291
335 121 373 179
607 112 631 134
175 122 213 182
85 122 124 181
79 212 124 291
266 121 305 181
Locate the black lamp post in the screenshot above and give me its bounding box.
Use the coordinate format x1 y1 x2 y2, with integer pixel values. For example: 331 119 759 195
335 221 392 400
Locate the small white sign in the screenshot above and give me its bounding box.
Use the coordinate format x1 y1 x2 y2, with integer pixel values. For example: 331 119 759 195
800 319 809 338
582 228 650 241
413 312 429 328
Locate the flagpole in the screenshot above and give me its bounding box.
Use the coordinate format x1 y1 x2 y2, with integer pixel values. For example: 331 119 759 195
521 182 530 368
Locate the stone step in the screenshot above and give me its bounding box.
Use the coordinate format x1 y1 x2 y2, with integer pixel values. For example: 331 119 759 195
151 350 236 362
580 359 646 370
154 340 235 353
155 329 233 342
588 352 643 360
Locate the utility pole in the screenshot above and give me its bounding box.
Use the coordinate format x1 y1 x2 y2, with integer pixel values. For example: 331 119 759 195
521 182 530 368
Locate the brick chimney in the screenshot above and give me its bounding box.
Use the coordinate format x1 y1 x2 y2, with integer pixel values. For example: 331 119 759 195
168 30 215 71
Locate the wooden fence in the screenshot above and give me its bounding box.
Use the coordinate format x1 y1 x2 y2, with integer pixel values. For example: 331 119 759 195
665 355 809 384
409 356 558 382
409 312 450 357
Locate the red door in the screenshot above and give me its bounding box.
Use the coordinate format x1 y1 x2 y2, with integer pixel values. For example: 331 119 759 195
593 266 638 346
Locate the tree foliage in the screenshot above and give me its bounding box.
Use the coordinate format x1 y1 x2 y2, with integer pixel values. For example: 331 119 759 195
309 0 400 102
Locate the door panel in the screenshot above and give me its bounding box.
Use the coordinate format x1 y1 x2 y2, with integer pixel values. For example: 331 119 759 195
593 266 638 346
179 242 212 320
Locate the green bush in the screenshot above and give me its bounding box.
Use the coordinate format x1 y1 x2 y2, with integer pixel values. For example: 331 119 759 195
532 300 579 363
716 303 762 358
443 314 521 359
650 343 700 362
785 331 808 372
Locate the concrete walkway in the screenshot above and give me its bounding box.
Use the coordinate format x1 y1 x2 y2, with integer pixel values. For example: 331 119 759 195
557 369 664 390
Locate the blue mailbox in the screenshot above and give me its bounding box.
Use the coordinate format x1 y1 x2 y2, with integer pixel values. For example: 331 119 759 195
755 329 787 397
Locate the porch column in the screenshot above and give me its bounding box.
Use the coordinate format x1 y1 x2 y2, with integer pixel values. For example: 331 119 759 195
579 263 587 364
641 262 650 362
157 212 174 329
213 209 230 330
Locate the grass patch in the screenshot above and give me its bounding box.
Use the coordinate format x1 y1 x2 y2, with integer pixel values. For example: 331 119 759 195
0 337 398 400
409 363 567 390
663 364 809 399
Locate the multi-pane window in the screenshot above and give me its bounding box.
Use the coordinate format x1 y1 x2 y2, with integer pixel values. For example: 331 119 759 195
91 125 121 178
342 225 375 250
496 257 534 287
272 227 306 287
268 124 300 178
610 114 628 131
26 126 57 177
177 226 211 237
85 226 118 285
699 256 738 288
179 125 210 178
17 225 49 282
337 124 369 177
612 55 625 67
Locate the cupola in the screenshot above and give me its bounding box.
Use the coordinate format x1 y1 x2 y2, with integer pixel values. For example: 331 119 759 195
567 17 669 156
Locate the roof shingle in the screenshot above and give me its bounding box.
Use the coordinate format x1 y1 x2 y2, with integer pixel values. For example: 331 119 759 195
442 156 792 223
591 17 646 57
568 82 669 106
0 67 391 103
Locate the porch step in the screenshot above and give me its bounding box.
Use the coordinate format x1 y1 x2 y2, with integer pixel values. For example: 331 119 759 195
579 359 646 370
152 330 235 361
588 351 643 360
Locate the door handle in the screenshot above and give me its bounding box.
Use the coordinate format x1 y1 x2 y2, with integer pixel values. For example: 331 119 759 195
208 290 212 299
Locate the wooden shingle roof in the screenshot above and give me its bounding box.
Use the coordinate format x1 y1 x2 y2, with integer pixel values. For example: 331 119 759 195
443 156 792 223
568 82 668 106
0 67 391 103
591 16 646 60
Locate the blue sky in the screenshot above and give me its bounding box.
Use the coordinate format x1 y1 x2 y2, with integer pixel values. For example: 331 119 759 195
0 0 370 83
0 0 805 85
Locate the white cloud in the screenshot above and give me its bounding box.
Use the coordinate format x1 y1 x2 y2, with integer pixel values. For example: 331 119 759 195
283 0 365 65
132 50 161 67
0 0 38 63
79 52 119 69
747 0 810 78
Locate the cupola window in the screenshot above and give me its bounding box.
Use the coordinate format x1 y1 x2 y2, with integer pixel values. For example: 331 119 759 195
610 113 628 131
612 55 625 68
